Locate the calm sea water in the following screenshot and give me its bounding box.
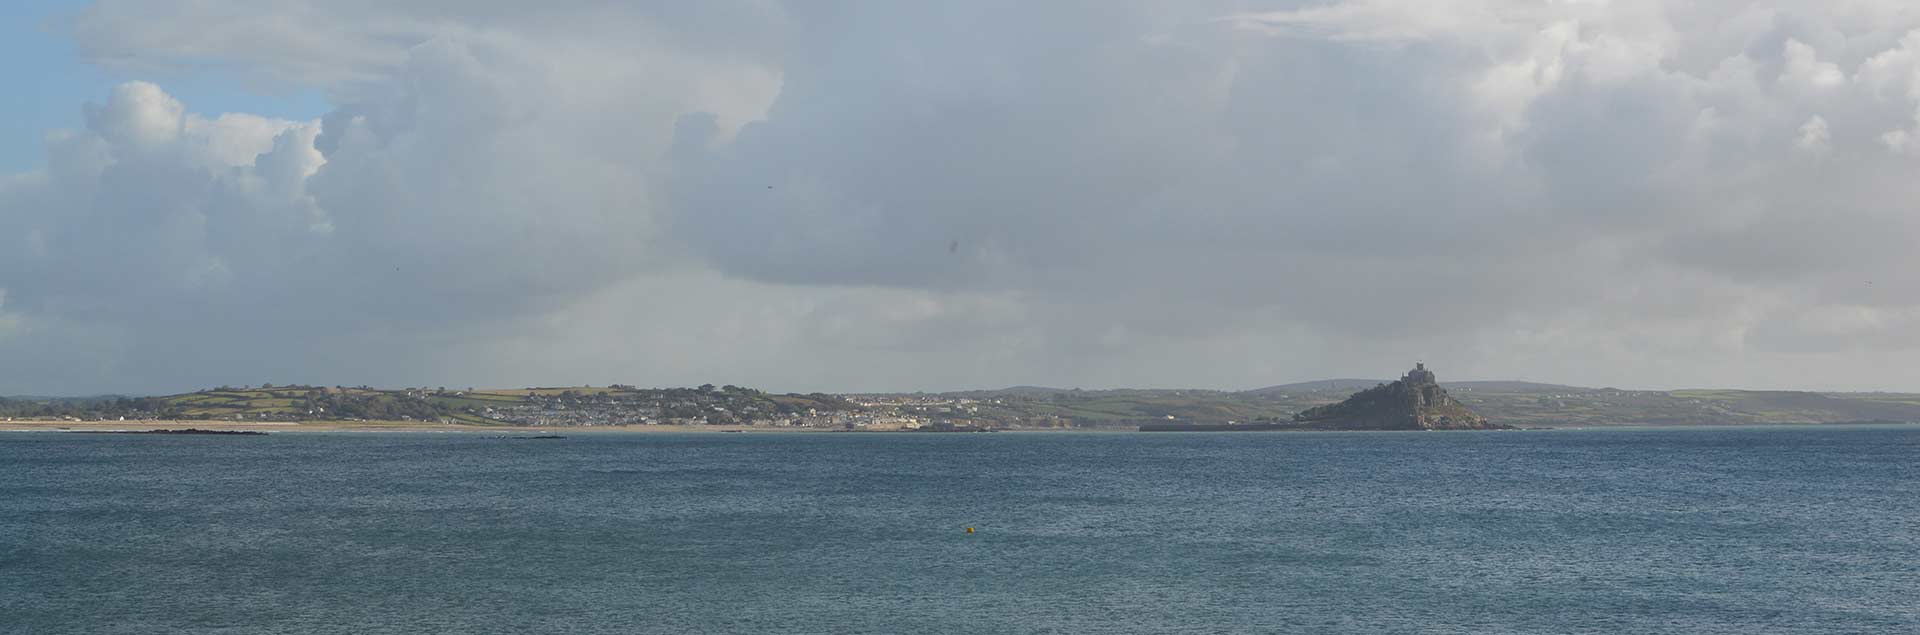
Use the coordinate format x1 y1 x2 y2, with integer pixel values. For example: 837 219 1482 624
4 427 1918 634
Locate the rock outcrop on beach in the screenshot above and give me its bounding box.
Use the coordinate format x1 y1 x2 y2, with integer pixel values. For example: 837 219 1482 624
1292 363 1505 430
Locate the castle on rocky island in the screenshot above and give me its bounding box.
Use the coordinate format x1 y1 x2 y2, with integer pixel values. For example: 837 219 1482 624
1291 363 1503 430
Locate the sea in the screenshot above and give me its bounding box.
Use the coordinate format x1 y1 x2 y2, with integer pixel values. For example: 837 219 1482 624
4 426 1918 634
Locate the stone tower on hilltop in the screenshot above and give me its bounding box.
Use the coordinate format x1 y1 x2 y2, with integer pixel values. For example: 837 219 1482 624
1291 363 1501 430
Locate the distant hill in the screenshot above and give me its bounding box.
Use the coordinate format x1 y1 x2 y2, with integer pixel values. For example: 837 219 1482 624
2 395 131 403
0 395 135 417
1250 380 1593 394
1451 387 1920 427
978 386 1080 397
1444 381 1592 393
1244 379 1387 394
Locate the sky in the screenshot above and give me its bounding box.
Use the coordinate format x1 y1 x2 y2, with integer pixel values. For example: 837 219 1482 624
4 0 1920 396
0 0 329 173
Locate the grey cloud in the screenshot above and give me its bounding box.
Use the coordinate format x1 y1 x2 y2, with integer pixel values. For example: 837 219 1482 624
671 3 1586 336
8 0 1920 394
666 0 1920 388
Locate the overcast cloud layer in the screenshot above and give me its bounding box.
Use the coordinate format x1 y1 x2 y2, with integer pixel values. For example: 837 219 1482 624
6 0 1920 394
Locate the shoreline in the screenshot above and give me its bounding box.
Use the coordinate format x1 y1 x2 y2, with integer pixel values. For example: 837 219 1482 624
3 419 1908 435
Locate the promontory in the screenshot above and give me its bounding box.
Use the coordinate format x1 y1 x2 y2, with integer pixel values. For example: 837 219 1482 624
1140 363 1507 431
1289 363 1505 430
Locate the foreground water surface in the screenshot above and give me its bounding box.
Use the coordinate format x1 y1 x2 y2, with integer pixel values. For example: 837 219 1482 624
4 426 1918 634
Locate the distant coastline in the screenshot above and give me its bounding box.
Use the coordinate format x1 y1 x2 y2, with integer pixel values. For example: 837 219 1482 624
6 377 1918 432
5 419 1914 435
0 420 821 434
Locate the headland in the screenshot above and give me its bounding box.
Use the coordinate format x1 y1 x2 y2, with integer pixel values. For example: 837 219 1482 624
1143 363 1508 431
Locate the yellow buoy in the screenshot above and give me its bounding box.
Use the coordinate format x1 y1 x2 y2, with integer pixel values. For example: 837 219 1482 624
966 527 975 534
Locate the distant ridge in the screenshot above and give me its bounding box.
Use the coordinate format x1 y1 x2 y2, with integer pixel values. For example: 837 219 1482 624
928 386 1234 398
2 395 131 401
1244 379 1386 394
1250 380 1591 394
993 386 1078 396
1445 381 1591 393
916 386 1078 399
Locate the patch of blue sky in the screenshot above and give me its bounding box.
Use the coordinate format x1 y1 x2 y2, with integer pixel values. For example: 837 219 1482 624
0 0 329 173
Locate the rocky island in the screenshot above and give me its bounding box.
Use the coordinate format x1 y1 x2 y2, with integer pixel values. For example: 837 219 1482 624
1141 363 1507 431
1290 363 1506 430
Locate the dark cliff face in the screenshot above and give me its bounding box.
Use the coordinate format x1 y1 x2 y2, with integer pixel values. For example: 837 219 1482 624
1292 364 1503 430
